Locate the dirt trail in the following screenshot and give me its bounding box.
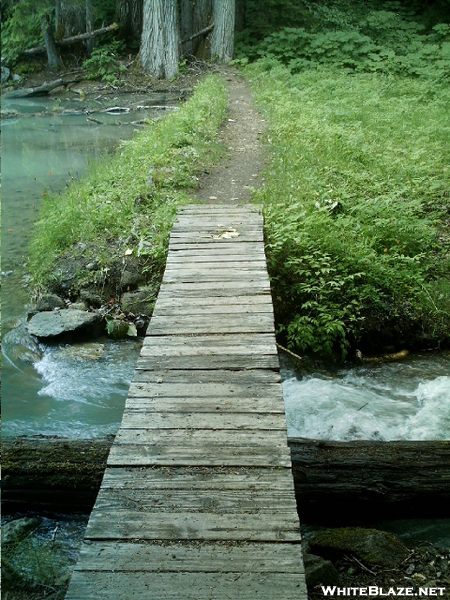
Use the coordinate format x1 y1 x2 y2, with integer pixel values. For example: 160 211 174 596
191 70 268 205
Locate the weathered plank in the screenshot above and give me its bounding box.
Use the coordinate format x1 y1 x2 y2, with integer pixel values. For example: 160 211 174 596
86 511 300 541
74 541 304 573
127 381 283 398
132 369 281 384
124 396 285 413
136 355 279 370
120 411 287 430
147 314 275 335
100 466 296 491
66 571 307 600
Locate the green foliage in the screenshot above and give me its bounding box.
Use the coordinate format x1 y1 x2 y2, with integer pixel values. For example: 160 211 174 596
30 75 228 287
1 0 48 63
245 62 450 358
82 41 126 83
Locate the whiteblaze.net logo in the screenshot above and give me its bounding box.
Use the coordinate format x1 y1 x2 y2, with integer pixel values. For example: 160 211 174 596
321 586 447 597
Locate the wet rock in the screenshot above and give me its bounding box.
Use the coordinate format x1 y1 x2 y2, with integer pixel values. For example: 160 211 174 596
35 293 66 312
27 309 103 341
2 517 42 546
121 288 155 316
309 528 409 568
2 325 43 366
304 553 341 589
57 342 105 361
1 65 10 84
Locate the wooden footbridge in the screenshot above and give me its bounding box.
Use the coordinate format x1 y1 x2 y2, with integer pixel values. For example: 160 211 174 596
66 205 307 599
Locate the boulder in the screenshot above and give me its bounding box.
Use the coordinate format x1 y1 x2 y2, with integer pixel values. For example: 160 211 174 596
304 553 341 589
79 289 104 308
120 259 146 290
35 293 65 312
27 309 103 341
2 517 42 546
309 528 409 568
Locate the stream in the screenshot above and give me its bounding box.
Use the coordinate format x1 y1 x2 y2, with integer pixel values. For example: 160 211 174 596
1 92 449 590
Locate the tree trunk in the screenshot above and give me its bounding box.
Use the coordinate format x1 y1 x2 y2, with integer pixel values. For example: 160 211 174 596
139 0 180 79
40 15 63 68
55 0 61 30
56 0 85 39
86 0 94 56
181 0 194 55
211 0 235 62
116 0 142 41
193 0 213 58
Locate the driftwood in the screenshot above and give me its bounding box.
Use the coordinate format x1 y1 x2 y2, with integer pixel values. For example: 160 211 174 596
3 436 450 518
3 78 65 98
289 438 450 519
24 22 118 56
181 23 214 44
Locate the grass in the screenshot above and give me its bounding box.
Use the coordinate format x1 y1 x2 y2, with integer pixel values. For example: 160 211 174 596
29 74 228 290
245 62 450 358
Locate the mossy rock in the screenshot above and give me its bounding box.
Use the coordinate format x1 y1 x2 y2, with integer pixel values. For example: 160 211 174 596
309 527 409 568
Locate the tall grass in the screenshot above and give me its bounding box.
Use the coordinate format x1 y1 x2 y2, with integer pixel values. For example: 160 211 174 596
246 62 450 357
30 75 228 286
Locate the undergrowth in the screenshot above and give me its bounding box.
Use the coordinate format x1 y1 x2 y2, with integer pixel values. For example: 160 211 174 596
29 75 228 289
245 63 450 359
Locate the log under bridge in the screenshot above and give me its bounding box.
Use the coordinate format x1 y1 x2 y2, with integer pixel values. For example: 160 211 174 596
65 204 307 599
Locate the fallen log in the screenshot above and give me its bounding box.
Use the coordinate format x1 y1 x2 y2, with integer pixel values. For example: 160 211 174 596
2 436 114 512
3 78 64 98
24 23 118 56
289 438 450 520
3 436 450 518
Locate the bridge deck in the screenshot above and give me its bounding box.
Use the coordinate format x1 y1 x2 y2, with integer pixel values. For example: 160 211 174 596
66 205 307 599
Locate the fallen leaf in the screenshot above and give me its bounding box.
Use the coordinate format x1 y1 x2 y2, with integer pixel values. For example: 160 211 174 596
124 248 133 256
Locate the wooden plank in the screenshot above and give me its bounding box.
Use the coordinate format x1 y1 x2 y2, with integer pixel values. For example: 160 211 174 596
147 315 275 335
140 333 276 352
85 511 300 542
154 296 273 309
120 411 287 430
167 245 265 256
127 381 283 398
74 541 304 573
100 467 296 491
136 355 279 370
165 257 266 266
125 396 285 413
92 487 297 514
159 281 271 292
132 369 281 384
152 303 274 316
108 439 292 468
162 273 269 284
66 571 307 600
163 266 268 276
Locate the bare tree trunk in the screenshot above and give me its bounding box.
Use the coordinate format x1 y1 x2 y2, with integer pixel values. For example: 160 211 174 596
139 0 179 79
55 0 61 30
116 0 142 41
40 15 63 67
86 0 94 56
193 0 212 59
56 0 85 39
181 0 194 55
211 0 235 62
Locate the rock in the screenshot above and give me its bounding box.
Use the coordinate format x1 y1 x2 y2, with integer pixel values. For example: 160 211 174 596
120 260 145 290
2 324 43 366
11 73 23 83
79 290 104 308
27 309 103 341
35 293 66 312
309 528 409 568
2 517 42 546
1 65 10 84
121 287 155 316
304 553 341 589
57 342 105 361
69 301 88 311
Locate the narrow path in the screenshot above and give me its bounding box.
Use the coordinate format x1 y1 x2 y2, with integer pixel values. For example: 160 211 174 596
192 70 268 204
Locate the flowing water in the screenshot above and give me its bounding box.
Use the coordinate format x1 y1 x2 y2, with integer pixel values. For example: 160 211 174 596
1 91 180 439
